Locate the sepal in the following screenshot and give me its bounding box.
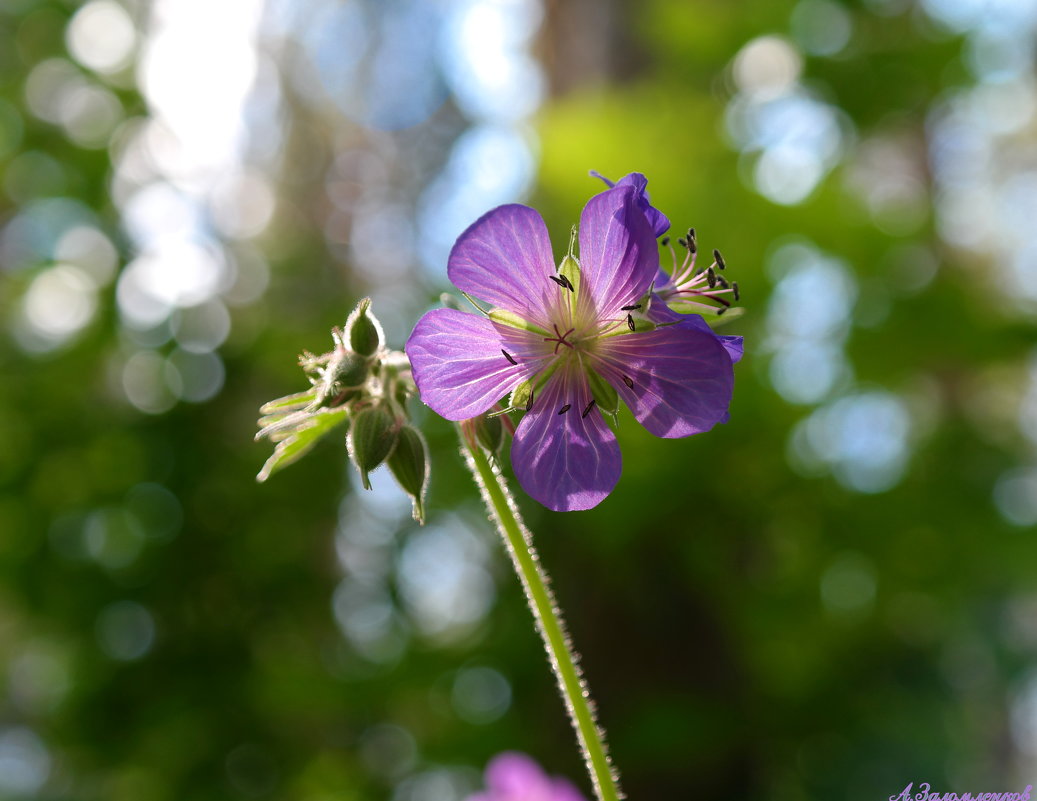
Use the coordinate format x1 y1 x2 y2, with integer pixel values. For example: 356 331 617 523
387 426 430 523
347 404 399 490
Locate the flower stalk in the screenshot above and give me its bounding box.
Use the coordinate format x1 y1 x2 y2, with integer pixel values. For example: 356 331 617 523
461 429 622 801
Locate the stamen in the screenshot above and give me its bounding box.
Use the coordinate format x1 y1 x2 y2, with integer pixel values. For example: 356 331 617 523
620 304 642 311
660 236 670 246
549 275 567 288
626 314 635 332
526 389 535 411
716 275 729 289
558 403 571 415
502 349 518 365
713 248 726 270
687 228 697 255
732 282 740 301
581 399 596 418
622 375 634 389
560 275 574 292
543 324 576 354
706 267 717 289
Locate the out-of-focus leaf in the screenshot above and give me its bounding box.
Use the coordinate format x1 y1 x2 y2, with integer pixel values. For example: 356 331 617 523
256 406 349 482
259 389 318 415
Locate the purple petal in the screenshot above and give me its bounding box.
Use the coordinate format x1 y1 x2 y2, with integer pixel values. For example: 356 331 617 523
594 323 734 438
589 171 670 237
578 185 659 317
448 204 558 328
511 368 621 512
485 752 553 796
659 312 744 364
406 308 545 421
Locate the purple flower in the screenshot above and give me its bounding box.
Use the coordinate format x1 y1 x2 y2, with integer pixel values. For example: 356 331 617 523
589 170 670 238
465 752 587 801
405 181 739 512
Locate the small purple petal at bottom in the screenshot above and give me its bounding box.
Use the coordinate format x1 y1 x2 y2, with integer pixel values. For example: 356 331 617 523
467 752 588 801
511 369 621 512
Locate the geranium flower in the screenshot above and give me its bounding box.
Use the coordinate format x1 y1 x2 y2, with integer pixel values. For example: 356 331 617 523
466 752 586 801
406 178 739 511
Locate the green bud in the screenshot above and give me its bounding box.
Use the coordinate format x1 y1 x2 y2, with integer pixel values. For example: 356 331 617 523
334 349 369 388
348 405 398 490
440 293 463 311
587 371 620 417
346 298 384 357
475 414 504 454
387 425 429 524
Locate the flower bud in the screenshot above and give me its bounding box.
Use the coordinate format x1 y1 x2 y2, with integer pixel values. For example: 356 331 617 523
439 292 463 311
334 349 369 388
348 404 398 490
476 414 504 454
346 297 384 357
461 414 506 454
387 425 429 523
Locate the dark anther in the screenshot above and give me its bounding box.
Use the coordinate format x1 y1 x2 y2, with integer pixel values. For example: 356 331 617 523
558 403 571 415
732 282 740 301
550 274 575 292
582 399 596 418
706 267 717 289
713 248 726 270
716 306 727 316
526 390 535 411
502 349 517 365
661 236 670 246
716 275 730 289
626 314 635 331
687 228 697 254
677 237 688 249
622 375 634 389
621 304 642 311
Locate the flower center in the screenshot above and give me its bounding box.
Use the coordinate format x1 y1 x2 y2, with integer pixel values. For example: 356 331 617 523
543 323 577 355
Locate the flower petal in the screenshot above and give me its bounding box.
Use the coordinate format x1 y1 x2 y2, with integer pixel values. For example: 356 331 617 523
511 368 621 511
651 311 744 364
485 752 552 796
594 323 735 438
447 204 557 328
578 184 658 317
590 171 671 238
406 308 544 421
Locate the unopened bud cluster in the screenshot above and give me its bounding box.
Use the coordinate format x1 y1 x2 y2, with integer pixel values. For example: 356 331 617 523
256 298 429 523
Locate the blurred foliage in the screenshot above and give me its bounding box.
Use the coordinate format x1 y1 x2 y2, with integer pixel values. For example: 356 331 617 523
2 0 1037 800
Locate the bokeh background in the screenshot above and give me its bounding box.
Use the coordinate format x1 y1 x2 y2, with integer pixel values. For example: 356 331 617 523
3 0 1037 798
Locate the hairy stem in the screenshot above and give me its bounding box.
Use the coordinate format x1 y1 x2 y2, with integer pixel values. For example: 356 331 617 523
461 432 622 801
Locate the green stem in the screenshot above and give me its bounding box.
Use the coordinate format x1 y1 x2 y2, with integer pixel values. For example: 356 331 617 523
461 431 623 801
